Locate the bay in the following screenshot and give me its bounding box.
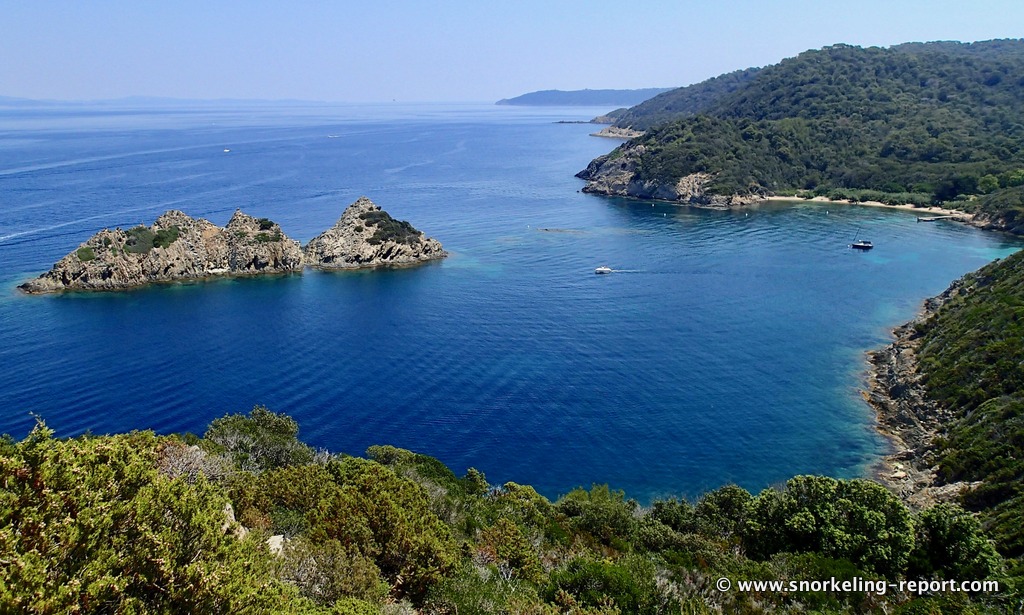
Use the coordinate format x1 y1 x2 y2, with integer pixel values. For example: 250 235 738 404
1 102 1020 502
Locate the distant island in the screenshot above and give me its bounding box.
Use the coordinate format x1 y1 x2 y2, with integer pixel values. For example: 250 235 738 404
577 39 1024 231
496 88 672 107
18 197 446 293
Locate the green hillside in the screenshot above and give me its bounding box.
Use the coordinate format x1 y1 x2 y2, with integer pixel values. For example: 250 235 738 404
914 249 1024 572
581 40 1024 210
599 68 761 130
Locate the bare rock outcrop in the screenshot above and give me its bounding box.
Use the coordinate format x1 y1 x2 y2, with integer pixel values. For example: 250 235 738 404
19 210 303 293
304 197 446 269
576 145 765 208
589 126 645 139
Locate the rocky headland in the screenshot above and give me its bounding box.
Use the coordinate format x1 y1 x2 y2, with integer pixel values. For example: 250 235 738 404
18 210 303 294
589 126 645 139
304 197 447 269
576 145 766 208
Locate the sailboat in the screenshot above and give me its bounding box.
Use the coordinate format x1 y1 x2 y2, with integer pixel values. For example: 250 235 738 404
849 229 873 250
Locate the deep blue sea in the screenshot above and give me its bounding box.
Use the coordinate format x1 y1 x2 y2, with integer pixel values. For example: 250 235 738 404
1 102 1020 502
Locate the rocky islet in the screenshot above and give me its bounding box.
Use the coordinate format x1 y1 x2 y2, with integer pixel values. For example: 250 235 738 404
18 197 445 293
303 197 447 269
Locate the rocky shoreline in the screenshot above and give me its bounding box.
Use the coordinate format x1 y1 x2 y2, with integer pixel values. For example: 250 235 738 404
589 126 644 139
864 278 980 509
19 197 446 294
576 146 766 208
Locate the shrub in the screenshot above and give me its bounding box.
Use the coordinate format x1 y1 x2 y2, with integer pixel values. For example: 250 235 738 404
204 406 315 473
255 231 283 243
124 225 156 253
545 556 673 614
649 497 696 534
745 476 914 578
909 504 1001 580
76 246 96 261
277 538 388 606
556 485 638 548
477 517 544 585
0 422 308 613
359 209 421 245
153 225 180 248
694 484 752 542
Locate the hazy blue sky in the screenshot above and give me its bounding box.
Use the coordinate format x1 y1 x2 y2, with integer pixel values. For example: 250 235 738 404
4 0 1023 102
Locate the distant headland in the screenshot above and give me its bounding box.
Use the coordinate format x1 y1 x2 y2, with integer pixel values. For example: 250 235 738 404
495 88 671 107
18 197 446 294
575 40 1024 232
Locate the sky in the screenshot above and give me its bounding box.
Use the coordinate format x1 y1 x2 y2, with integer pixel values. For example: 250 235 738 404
4 0 1024 103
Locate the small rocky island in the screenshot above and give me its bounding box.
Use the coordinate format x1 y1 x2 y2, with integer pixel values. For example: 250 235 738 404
304 197 447 269
19 197 446 293
18 210 303 293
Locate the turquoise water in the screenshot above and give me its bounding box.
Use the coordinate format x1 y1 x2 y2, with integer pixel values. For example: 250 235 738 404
1 102 1020 502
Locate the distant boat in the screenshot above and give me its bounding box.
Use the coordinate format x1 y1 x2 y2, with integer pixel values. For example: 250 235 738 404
223 148 231 153
595 266 613 274
849 228 872 250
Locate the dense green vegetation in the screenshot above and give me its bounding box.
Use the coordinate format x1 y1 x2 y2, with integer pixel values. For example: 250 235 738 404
360 209 422 245
592 40 1024 210
1 406 1014 613
912 249 1024 570
76 246 96 261
602 69 761 130
124 224 181 253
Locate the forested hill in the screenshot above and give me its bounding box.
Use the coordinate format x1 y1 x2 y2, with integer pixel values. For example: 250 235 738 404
579 40 1024 211
598 68 762 130
495 88 671 106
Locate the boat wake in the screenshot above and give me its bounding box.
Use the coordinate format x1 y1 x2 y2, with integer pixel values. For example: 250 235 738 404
594 267 642 274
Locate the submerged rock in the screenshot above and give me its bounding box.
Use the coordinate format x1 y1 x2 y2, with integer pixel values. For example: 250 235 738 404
19 210 303 293
304 197 446 269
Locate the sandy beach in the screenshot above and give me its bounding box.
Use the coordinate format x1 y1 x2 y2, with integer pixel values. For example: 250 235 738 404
765 195 974 220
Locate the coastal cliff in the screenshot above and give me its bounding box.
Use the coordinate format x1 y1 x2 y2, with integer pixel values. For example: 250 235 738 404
576 144 766 208
304 197 447 269
18 210 303 293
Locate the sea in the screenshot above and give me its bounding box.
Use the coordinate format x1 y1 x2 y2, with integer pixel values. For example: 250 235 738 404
1 102 1020 503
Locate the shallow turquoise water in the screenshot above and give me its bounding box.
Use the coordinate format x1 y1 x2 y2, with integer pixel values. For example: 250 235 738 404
1 102 1020 502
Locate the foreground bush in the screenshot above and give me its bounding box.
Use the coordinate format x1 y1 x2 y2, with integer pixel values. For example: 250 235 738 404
0 422 309 614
